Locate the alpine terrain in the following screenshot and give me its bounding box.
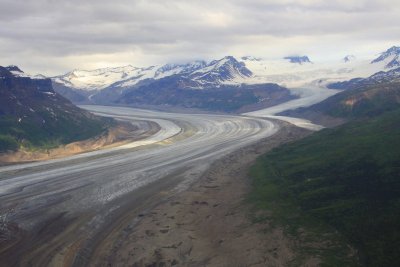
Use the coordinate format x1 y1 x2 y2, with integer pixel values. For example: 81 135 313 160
0 66 112 153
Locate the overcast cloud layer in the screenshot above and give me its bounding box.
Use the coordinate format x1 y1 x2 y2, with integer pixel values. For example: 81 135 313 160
1 0 400 75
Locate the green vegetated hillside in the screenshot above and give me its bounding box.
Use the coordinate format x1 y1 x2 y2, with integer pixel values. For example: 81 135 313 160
280 77 400 126
313 81 400 118
0 66 112 153
250 80 400 265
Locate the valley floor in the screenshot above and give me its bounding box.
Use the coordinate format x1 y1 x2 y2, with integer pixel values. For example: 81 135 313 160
92 122 319 266
0 106 281 266
0 83 357 266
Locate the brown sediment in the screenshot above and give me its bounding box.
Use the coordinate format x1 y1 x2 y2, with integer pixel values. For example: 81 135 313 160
0 121 336 267
0 120 160 164
90 122 317 267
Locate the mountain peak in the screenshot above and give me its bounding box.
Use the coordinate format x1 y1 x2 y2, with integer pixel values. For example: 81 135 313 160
371 46 400 68
284 56 312 64
186 56 252 86
212 56 252 76
343 55 356 63
386 46 400 54
155 60 207 78
223 55 236 61
0 66 13 78
4 66 46 80
209 56 238 66
54 65 158 90
6 65 24 73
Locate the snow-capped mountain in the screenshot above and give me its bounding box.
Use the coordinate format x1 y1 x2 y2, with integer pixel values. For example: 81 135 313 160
284 56 312 64
154 61 207 78
8 45 400 114
48 45 400 108
187 56 252 87
368 67 400 82
343 55 356 63
53 65 158 91
371 46 400 69
52 46 400 95
53 57 250 91
6 65 46 80
53 56 251 91
240 46 400 88
50 56 296 112
240 55 353 87
328 67 400 89
112 61 207 88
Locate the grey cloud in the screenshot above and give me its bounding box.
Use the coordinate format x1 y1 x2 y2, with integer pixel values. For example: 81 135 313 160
0 0 399 74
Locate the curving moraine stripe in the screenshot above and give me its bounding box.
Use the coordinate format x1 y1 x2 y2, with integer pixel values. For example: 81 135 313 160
0 105 279 266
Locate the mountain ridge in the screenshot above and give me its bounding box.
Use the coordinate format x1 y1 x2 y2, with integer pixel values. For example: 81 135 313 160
53 56 252 92
278 66 400 126
50 45 400 94
283 56 312 64
9 45 396 113
0 66 111 152
371 46 400 68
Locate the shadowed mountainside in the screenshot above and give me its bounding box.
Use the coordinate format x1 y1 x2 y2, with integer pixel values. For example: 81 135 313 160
0 66 112 152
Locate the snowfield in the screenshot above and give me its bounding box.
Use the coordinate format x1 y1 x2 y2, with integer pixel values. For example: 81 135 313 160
49 46 400 91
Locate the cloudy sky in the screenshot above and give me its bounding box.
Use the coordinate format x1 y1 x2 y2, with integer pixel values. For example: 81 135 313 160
1 0 400 75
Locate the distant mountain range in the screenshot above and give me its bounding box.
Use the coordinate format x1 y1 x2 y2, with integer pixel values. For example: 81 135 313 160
8 45 400 113
0 66 110 152
53 46 399 90
328 67 400 89
53 56 252 92
52 56 295 112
